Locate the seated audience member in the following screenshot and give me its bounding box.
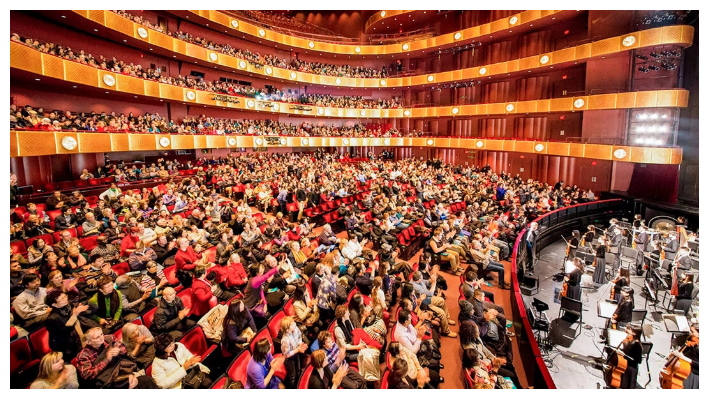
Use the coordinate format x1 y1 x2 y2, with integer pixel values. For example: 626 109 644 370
307 349 350 389
88 276 123 333
190 265 219 317
46 190 70 211
120 227 142 257
115 275 152 320
316 330 368 388
44 290 89 360
411 270 457 338
292 285 321 340
388 342 440 388
151 286 194 339
10 260 26 298
127 240 157 271
82 255 117 292
151 333 211 389
81 213 103 237
140 260 168 299
387 358 427 389
459 321 519 388
221 299 257 356
54 206 77 231
246 338 285 389
12 273 49 330
90 236 120 263
121 322 156 370
394 308 441 369
31 351 80 389
76 327 158 388
280 315 308 388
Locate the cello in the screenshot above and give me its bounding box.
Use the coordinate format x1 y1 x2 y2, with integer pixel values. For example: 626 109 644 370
659 337 696 389
604 346 628 388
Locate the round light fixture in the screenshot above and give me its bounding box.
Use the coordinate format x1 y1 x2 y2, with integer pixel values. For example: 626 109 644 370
335 78 341 84
360 110 367 116
61 136 77 150
355 46 361 53
404 110 411 117
452 107 459 115
102 74 115 87
159 137 170 148
505 104 515 112
402 43 409 51
247 100 255 108
427 75 434 82
265 66 273 74
622 35 636 47
476 141 484 148
228 137 237 146
426 139 434 145
380 79 387 86
209 52 218 61
454 32 462 40
479 67 487 75
534 143 545 152
230 20 239 28
271 103 280 111
239 60 247 69
258 29 265 37
137 27 148 39
574 99 585 108
255 138 263 146
301 138 309 146
381 11 386 17
343 138 350 145
308 41 315 49
186 91 196 101
317 108 325 115
290 72 297 79
509 16 518 25
540 55 550 64
280 138 287 145
613 149 628 158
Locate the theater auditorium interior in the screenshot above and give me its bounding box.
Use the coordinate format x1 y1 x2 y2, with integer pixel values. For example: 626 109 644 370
8 7 701 392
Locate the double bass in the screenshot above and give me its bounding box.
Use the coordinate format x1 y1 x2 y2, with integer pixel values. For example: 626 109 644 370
659 337 695 389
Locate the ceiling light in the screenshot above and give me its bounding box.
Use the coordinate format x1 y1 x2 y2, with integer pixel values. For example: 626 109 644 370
635 137 644 144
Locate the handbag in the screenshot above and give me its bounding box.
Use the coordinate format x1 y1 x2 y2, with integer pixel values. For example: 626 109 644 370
182 367 207 389
234 327 255 349
356 347 381 381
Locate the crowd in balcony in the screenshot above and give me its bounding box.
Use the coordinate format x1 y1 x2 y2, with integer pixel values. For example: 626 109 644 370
112 11 388 79
12 33 400 109
11 148 600 389
10 103 419 138
225 10 344 38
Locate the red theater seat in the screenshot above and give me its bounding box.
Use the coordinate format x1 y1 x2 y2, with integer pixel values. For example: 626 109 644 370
28 327 50 359
179 326 217 360
210 350 252 388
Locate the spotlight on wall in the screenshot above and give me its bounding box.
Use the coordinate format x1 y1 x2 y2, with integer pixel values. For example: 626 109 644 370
648 65 660 71
649 52 662 59
638 67 650 73
635 54 649 61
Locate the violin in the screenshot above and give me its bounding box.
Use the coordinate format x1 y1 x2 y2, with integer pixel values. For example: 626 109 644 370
558 277 569 300
659 339 694 389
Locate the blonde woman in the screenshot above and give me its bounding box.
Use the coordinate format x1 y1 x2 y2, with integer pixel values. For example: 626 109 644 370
30 352 79 389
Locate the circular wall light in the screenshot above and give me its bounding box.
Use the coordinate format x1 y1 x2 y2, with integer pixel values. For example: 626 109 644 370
534 143 545 152
335 78 341 84
380 79 387 86
271 103 280 111
230 20 239 28
186 91 196 101
454 32 462 40
509 16 518 25
227 137 237 146
258 29 266 36
255 138 263 146
540 55 550 64
209 52 218 61
102 74 115 87
427 75 434 82
404 110 411 117
476 140 484 148
159 137 171 148
280 138 287 145
61 136 77 150
402 43 409 51
384 138 391 145
381 11 386 17
574 99 585 108
317 108 325 115
355 46 361 53
290 72 297 79
301 138 309 146
309 41 315 49
613 149 628 159
137 27 148 38
246 100 255 108
239 60 247 68
360 110 367 116
622 35 636 47
505 104 515 112
479 67 487 75
426 139 434 145
265 66 273 74
343 138 350 145
452 107 460 115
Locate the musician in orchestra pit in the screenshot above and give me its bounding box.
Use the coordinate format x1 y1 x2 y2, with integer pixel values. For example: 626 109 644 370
633 226 649 253
632 215 643 229
563 257 584 300
674 273 695 316
593 236 608 285
676 216 689 248
567 230 581 260
525 222 539 272
611 287 635 329
606 324 643 389
681 323 699 389
663 233 680 261
609 227 623 269
674 247 692 271
583 225 595 249
611 267 630 303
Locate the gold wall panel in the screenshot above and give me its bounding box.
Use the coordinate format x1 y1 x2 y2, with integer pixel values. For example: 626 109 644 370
209 136 228 148
78 133 112 153
10 131 18 158
55 133 80 154
551 47 575 64
588 94 617 110
670 148 683 165
533 141 548 154
86 10 105 24
514 141 534 153
501 140 515 152
584 144 611 160
651 148 671 164
193 135 208 149
660 25 685 44
17 131 56 156
150 31 173 49
639 28 663 47
110 134 129 152
236 136 254 148
41 53 65 81
575 43 591 60
634 91 658 108
518 56 539 72
569 144 585 158
616 92 637 109
10 42 42 74
98 71 117 90
590 36 621 57
629 146 652 163
128 134 156 151
116 74 146 95
516 101 538 114
486 140 503 151
550 97 573 112
655 90 678 107
546 142 570 156
105 11 134 37
170 135 194 149
159 85 184 101
65 62 98 87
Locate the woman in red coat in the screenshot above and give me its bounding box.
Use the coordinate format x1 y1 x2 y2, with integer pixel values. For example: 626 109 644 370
191 265 218 317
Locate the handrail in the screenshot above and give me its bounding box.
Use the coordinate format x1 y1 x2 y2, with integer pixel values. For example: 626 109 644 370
509 198 623 389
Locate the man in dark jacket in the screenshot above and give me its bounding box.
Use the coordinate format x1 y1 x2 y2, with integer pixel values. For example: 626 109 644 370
150 287 194 339
54 206 77 231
